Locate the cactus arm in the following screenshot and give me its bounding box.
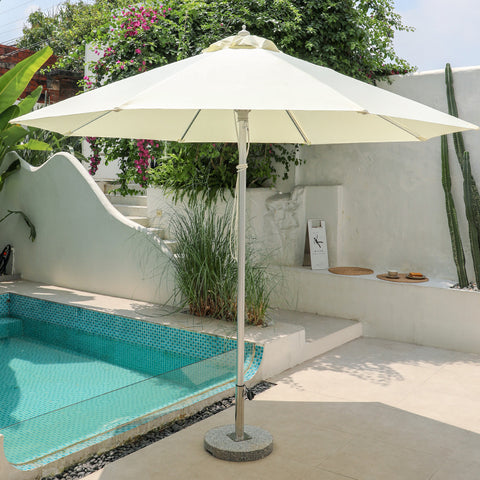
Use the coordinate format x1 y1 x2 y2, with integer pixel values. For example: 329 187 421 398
463 153 480 286
441 135 468 287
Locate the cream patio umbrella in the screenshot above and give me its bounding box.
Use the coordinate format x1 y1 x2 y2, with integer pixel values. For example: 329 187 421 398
13 26 479 460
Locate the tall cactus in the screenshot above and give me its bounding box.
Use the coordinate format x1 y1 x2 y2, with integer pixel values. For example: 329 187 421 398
441 135 468 287
463 153 480 286
445 63 480 285
446 64 480 227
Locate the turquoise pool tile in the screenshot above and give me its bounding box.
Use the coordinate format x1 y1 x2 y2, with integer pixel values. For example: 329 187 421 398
0 316 22 338
0 294 9 316
0 293 263 470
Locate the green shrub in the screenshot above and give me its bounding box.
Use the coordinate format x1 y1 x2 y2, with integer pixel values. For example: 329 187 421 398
146 142 299 206
169 202 273 326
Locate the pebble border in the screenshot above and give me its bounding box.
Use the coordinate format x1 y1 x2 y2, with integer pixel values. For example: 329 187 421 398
43 381 274 480
451 282 479 291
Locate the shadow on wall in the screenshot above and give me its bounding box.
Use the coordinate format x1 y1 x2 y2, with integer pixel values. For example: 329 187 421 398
0 152 174 304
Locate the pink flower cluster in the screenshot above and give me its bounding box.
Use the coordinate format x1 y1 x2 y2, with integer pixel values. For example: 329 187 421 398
136 139 159 184
86 137 101 175
118 5 165 38
83 75 93 89
96 46 116 57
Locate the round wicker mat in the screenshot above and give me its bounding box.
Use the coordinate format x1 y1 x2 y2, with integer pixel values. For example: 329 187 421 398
328 267 374 276
377 273 429 283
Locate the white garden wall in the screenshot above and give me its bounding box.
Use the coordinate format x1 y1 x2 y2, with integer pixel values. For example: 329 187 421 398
0 152 174 303
295 66 480 281
265 66 480 355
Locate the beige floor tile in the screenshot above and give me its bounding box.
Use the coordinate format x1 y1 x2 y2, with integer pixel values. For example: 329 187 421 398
393 389 480 433
81 337 480 480
270 366 435 406
418 367 480 399
319 436 440 480
357 406 480 458
447 432 480 464
83 413 354 480
255 382 347 402
313 338 464 366
267 339 461 407
430 458 480 480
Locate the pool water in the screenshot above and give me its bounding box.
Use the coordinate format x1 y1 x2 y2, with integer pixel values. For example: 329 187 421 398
0 294 262 470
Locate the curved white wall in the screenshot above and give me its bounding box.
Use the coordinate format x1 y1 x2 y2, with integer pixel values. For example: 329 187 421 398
295 66 480 281
0 152 174 303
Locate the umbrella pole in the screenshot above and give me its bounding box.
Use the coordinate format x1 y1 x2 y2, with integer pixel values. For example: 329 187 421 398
203 110 273 461
234 109 249 441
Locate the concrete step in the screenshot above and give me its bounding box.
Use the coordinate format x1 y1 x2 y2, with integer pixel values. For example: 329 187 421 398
106 194 147 207
105 192 150 227
163 239 178 253
127 216 149 227
96 181 144 194
114 204 148 217
293 312 362 363
145 227 166 238
253 310 362 378
144 229 176 253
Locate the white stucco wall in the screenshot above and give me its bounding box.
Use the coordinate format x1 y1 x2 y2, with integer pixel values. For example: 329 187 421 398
0 152 173 303
295 66 480 281
147 185 344 267
271 267 480 355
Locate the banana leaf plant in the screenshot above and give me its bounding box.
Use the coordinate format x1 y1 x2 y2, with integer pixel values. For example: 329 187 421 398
0 46 53 241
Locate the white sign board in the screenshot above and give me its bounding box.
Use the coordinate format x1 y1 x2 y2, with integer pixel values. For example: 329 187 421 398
307 219 329 269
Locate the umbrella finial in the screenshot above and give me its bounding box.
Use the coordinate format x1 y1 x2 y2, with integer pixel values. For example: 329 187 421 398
239 25 249 36
203 26 280 53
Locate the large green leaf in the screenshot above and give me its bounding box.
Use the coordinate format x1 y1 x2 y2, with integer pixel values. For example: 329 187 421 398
0 159 20 191
14 139 52 151
16 85 43 117
0 105 19 132
0 125 28 148
16 210 37 241
0 209 36 241
0 46 52 116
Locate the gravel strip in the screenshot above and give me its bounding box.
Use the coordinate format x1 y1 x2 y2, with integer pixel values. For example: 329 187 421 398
43 381 275 480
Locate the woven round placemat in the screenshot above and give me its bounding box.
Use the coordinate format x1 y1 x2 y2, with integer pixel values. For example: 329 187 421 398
328 267 374 276
377 273 429 283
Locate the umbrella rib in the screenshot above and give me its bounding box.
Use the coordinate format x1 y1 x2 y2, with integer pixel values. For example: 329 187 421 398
377 115 427 141
179 109 201 142
286 110 311 144
67 111 113 136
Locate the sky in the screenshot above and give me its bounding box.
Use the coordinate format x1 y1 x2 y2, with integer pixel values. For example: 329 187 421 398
0 0 478 71
393 0 480 71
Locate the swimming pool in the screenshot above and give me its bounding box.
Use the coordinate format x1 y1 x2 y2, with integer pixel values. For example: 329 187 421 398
0 293 262 471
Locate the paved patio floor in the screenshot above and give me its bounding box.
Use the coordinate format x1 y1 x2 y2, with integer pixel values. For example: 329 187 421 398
83 337 480 480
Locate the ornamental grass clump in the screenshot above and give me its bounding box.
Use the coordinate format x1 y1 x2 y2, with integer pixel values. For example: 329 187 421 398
169 202 272 326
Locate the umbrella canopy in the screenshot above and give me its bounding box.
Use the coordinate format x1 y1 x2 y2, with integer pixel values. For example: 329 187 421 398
14 29 477 143
11 27 479 453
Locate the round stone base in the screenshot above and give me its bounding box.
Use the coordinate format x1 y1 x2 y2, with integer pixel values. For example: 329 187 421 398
204 425 273 462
